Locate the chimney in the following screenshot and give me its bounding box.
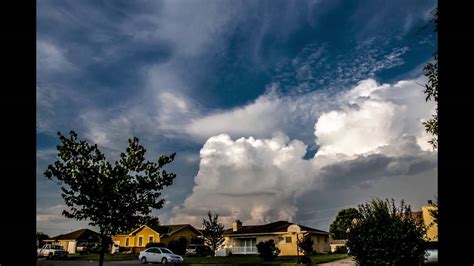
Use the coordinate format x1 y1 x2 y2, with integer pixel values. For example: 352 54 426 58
232 220 242 232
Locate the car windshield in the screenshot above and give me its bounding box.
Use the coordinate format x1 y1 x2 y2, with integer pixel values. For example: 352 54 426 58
160 248 173 254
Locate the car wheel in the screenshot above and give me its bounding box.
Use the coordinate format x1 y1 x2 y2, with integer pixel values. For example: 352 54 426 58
161 257 168 264
141 256 147 264
47 253 53 260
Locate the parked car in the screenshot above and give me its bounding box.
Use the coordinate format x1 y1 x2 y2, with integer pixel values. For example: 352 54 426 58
424 241 438 264
139 247 184 264
89 242 101 253
185 244 214 257
76 242 90 254
424 248 438 264
37 244 69 259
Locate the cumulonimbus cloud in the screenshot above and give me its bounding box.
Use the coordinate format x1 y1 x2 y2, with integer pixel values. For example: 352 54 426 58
169 77 437 227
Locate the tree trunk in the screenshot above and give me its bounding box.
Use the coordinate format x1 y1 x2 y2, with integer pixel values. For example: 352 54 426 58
98 235 108 266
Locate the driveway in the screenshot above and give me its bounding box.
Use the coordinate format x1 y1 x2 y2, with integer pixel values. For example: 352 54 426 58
316 257 356 266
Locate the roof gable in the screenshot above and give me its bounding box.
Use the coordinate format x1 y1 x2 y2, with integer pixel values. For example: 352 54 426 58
50 229 101 241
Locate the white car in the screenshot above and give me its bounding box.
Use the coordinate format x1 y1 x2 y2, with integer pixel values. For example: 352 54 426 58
424 248 438 264
139 247 184 264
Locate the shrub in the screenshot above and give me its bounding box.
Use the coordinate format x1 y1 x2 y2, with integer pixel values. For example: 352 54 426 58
297 234 314 256
256 239 280 261
346 198 427 265
168 237 188 255
299 256 312 265
333 246 348 254
145 242 166 248
190 236 204 245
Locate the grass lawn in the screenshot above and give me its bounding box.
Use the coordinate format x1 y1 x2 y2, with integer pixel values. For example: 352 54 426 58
66 253 138 261
183 254 349 264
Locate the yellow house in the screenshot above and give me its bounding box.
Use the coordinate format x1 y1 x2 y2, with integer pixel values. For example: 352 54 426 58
412 202 438 241
112 224 202 251
221 220 330 256
421 204 438 241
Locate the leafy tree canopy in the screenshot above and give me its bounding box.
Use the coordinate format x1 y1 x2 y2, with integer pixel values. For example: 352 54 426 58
44 131 176 266
297 233 314 256
329 208 360 240
256 239 280 261
201 211 225 256
422 8 438 149
346 199 427 266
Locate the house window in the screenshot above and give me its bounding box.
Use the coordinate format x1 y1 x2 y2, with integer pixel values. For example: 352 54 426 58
325 236 328 243
125 238 129 246
149 236 154 243
138 236 143 247
285 236 292 243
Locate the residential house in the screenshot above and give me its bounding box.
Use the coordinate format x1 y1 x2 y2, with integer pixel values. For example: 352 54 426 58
412 201 438 242
221 220 330 256
112 224 202 252
44 228 101 254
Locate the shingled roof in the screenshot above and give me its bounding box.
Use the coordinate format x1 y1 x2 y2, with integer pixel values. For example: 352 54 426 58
49 229 101 241
224 221 328 236
127 224 202 237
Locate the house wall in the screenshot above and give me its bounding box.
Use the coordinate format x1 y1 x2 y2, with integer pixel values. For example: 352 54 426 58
275 233 299 256
421 206 438 241
310 234 330 253
225 233 330 256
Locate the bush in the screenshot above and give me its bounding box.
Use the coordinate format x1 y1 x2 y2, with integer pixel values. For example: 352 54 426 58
168 237 188 255
190 236 204 245
145 242 166 248
346 198 427 265
299 256 312 265
333 246 348 254
297 234 314 256
256 239 280 261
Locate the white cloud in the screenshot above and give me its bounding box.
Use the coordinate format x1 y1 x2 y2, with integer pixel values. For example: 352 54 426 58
37 40 74 74
168 77 437 228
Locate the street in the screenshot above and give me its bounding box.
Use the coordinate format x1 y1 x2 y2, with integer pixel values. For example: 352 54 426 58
37 258 142 266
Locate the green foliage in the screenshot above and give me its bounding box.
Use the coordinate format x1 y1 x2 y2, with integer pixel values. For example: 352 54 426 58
168 237 188 255
201 211 225 255
346 199 427 266
422 8 438 150
144 216 161 228
297 234 314 256
44 130 176 266
329 208 360 240
256 239 280 261
333 246 348 254
145 242 166 248
190 236 205 245
36 231 50 247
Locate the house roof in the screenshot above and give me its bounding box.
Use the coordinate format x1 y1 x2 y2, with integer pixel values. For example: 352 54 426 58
127 224 202 237
329 239 347 245
49 229 101 241
224 221 328 236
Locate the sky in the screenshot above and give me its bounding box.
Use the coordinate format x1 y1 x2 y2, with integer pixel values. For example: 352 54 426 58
37 0 437 237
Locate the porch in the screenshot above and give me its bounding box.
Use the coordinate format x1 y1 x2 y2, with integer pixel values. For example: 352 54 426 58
230 237 257 255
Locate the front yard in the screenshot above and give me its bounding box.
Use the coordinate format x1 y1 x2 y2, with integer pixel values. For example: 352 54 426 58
183 254 349 264
66 253 138 261
64 253 349 264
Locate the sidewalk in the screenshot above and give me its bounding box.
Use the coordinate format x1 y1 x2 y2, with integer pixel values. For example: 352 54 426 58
316 257 356 266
